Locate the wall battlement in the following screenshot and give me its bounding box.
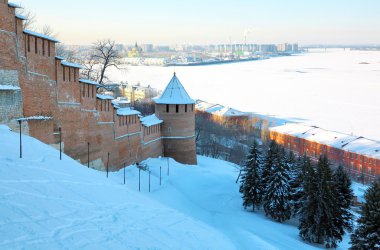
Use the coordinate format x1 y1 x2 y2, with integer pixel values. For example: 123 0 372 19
0 2 197 169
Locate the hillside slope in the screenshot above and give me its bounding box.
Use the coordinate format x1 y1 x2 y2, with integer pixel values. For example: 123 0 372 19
0 125 351 249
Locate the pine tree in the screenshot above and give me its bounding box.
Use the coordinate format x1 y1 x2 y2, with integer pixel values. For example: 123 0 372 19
290 155 311 217
261 140 278 187
333 165 354 234
298 158 318 244
299 155 342 248
263 146 292 222
350 181 380 250
239 140 263 211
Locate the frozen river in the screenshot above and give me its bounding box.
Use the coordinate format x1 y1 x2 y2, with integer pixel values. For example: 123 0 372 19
109 49 380 141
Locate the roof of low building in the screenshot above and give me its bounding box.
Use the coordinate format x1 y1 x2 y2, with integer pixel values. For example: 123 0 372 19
140 114 163 127
154 73 195 104
270 123 380 160
23 29 60 43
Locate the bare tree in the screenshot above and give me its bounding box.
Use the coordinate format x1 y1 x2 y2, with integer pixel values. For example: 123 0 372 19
77 55 100 81
41 24 58 37
92 39 123 84
16 8 36 30
55 44 77 61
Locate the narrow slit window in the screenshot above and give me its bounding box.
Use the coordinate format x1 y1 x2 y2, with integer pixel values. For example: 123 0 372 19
42 39 45 55
35 37 38 54
176 105 179 113
166 104 169 113
27 35 30 52
185 104 187 112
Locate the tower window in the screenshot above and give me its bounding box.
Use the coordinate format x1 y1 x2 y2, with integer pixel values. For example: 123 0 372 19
185 104 187 112
166 104 169 113
176 104 179 113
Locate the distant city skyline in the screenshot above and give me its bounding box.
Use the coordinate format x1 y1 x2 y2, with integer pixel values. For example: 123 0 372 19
17 0 380 45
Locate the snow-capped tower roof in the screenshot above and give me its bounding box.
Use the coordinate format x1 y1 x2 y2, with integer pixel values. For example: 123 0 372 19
154 73 195 104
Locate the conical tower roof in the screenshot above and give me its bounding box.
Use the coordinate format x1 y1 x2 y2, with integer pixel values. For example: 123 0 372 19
154 73 195 104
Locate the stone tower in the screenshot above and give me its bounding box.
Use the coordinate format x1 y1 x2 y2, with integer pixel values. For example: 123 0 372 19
154 73 197 165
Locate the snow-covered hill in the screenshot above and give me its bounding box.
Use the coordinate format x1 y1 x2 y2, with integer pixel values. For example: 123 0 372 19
0 125 351 249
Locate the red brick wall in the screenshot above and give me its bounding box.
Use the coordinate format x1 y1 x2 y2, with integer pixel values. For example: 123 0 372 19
0 2 197 171
270 131 379 182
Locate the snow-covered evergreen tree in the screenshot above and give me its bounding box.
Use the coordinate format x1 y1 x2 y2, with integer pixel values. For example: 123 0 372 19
239 140 263 211
290 155 311 217
263 146 292 222
261 140 278 187
299 155 342 248
350 181 380 250
298 157 318 244
333 165 354 233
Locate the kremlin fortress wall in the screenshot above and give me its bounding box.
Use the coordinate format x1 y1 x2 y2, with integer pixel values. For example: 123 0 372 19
0 0 197 170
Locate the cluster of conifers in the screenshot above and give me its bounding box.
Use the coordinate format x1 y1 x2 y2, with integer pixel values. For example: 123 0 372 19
239 140 380 249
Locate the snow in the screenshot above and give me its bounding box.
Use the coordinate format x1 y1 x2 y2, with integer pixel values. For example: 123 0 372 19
108 49 380 141
79 78 99 86
154 73 195 104
61 61 82 69
23 30 60 43
270 123 380 160
8 2 21 8
96 94 114 100
116 107 141 116
140 114 163 127
0 124 352 249
351 182 369 203
15 14 27 20
0 85 20 90
16 116 52 121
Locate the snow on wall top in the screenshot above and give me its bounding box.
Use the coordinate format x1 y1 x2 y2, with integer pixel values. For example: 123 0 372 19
23 29 60 43
16 116 52 121
270 123 380 159
140 114 163 127
154 73 195 104
79 79 100 86
96 94 114 100
61 61 82 69
15 14 28 20
111 98 130 109
0 85 21 90
8 2 22 8
116 108 141 116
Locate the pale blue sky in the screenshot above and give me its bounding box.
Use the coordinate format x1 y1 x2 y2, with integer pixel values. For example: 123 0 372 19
17 0 380 45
